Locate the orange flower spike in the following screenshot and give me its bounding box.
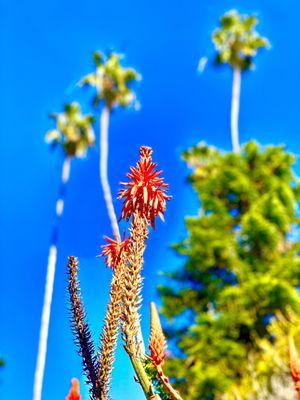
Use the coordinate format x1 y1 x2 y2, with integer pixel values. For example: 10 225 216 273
148 303 184 400
289 336 300 397
148 302 167 367
100 236 130 270
65 378 81 400
119 146 171 228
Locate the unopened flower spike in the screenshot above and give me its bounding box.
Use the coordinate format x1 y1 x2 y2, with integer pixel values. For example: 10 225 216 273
148 302 167 367
148 303 183 400
65 378 81 400
118 146 171 228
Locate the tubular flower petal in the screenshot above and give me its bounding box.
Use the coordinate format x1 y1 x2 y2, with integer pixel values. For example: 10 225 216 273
66 378 81 400
118 146 171 228
100 236 130 270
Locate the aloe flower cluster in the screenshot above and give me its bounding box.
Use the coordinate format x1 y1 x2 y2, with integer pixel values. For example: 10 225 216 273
68 146 183 400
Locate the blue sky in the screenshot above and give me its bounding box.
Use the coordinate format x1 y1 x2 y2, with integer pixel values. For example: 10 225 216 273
0 0 299 399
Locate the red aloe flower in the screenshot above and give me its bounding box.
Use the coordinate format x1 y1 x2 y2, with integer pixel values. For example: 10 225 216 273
118 146 171 228
65 378 81 400
100 235 130 270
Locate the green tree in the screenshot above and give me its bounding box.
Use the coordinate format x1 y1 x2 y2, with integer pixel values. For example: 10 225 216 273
33 102 94 400
81 51 140 241
160 141 300 399
212 10 268 153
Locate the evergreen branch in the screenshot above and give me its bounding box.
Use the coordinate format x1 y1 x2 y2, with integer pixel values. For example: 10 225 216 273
67 256 100 400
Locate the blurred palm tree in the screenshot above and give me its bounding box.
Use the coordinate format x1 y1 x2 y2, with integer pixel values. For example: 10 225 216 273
81 51 140 241
212 10 269 152
33 102 95 400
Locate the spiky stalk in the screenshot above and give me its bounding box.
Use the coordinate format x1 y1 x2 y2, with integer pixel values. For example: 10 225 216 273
98 252 126 399
33 156 71 400
122 214 147 355
68 256 100 400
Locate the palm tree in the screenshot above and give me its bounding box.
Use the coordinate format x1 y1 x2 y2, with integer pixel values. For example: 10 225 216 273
212 10 269 152
33 102 95 400
81 51 140 241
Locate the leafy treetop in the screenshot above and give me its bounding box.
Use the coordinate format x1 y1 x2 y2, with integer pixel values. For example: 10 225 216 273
212 10 269 70
81 51 140 109
45 102 95 157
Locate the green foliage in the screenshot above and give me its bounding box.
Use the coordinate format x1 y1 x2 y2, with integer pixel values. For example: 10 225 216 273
212 10 269 70
144 359 171 400
160 141 300 399
45 102 95 157
81 51 140 109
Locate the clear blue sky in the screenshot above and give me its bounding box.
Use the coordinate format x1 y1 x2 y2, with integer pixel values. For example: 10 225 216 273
0 0 299 399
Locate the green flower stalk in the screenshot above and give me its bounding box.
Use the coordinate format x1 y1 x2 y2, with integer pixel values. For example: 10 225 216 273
81 51 140 241
212 10 269 152
33 103 94 400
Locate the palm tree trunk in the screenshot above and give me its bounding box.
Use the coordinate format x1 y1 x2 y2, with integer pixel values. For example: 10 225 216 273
231 67 241 153
100 107 121 242
33 156 71 400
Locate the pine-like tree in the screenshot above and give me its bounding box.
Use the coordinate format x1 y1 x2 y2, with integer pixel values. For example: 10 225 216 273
159 141 300 399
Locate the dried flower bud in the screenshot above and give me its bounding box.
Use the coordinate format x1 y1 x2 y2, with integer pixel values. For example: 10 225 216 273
100 236 130 270
119 146 171 228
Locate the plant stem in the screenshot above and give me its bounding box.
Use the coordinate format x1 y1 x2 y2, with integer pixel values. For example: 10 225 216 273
231 67 241 153
100 106 121 241
33 156 71 400
130 355 160 399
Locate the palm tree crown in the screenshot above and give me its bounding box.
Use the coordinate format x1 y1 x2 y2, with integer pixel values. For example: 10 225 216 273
46 102 95 157
81 51 140 109
212 10 269 70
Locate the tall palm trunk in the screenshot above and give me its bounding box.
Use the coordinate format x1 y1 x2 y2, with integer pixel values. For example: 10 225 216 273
231 67 241 153
100 106 121 242
33 156 71 400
